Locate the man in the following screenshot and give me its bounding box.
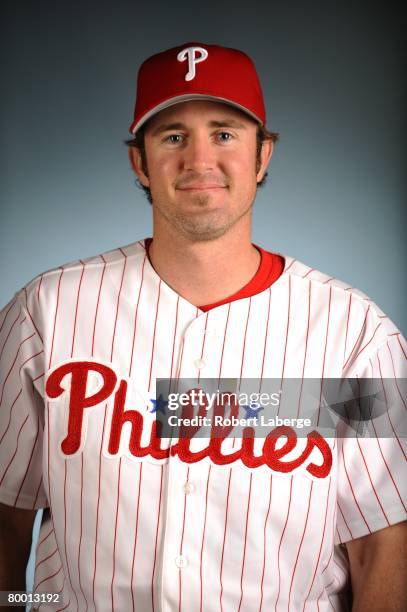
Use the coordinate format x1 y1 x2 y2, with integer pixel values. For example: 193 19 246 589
0 42 406 611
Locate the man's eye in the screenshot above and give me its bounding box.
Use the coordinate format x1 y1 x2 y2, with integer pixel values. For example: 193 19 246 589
217 132 233 142
166 134 184 144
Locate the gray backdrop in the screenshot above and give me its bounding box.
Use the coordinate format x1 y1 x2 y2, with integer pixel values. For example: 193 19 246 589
1 0 406 595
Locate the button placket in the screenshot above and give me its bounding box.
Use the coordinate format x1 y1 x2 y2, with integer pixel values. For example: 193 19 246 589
160 460 191 610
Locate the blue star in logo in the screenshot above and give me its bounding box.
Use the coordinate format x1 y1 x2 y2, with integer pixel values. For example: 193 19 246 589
150 394 168 415
241 402 264 418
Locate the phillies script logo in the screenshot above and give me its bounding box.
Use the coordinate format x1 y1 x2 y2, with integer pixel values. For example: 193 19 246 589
45 361 333 478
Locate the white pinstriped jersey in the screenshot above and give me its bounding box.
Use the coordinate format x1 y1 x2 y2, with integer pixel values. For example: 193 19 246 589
0 238 406 612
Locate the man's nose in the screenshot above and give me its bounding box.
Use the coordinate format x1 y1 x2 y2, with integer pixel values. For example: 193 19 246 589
182 135 216 171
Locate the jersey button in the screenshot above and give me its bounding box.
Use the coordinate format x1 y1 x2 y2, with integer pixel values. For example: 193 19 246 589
194 358 206 369
175 554 188 568
183 481 195 494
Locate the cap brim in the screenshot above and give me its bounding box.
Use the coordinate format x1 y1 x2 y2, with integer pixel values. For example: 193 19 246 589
130 93 263 134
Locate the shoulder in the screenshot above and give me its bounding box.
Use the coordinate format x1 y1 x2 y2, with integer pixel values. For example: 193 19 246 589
12 240 148 331
280 255 404 374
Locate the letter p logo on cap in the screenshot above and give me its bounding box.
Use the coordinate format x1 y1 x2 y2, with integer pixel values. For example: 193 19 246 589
177 46 209 81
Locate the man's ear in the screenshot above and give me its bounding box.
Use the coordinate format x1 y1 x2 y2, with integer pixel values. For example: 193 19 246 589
256 139 273 183
128 146 150 188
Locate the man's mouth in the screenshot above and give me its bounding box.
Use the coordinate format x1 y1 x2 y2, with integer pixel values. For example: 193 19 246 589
177 185 227 191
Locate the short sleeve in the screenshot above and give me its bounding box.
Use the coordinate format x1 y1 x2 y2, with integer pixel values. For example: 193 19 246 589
336 333 407 544
0 294 47 509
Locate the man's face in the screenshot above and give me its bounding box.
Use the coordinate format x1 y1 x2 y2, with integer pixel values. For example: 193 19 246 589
131 100 272 241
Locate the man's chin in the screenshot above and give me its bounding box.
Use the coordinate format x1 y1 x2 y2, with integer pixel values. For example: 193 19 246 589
169 205 231 240
176 221 230 242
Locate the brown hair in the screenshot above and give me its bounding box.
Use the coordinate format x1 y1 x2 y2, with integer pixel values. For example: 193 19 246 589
125 122 279 204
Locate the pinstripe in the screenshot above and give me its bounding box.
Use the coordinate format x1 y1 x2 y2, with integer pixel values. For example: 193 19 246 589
0 306 21 361
91 261 107 355
237 473 253 612
0 414 29 485
259 288 272 385
280 275 291 385
32 474 43 509
317 286 333 427
151 466 164 612
296 280 312 420
35 547 58 572
18 350 43 375
129 254 147 377
197 311 209 385
91 406 107 608
341 443 371 532
284 258 296 273
219 469 233 612
169 297 180 379
110 255 128 361
148 280 162 391
342 305 371 372
23 287 44 342
0 389 22 446
111 457 123 611
258 474 273 612
287 481 314 610
343 294 352 367
70 263 85 357
77 454 87 611
199 465 212 612
0 298 17 334
352 323 383 365
35 564 63 591
239 298 252 383
14 411 40 505
352 377 391 524
37 274 44 303
36 527 54 550
48 269 64 370
178 465 191 612
131 463 143 612
303 480 333 608
275 476 294 610
217 302 231 384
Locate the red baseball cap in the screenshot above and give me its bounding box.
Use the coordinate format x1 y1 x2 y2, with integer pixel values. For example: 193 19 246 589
129 42 266 134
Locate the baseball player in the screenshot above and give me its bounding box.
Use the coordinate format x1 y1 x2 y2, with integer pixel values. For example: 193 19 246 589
0 42 406 612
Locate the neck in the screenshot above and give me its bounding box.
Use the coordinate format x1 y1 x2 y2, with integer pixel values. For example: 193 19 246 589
148 222 260 307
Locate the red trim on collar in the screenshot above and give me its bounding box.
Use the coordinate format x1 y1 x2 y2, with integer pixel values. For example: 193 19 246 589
198 245 284 311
